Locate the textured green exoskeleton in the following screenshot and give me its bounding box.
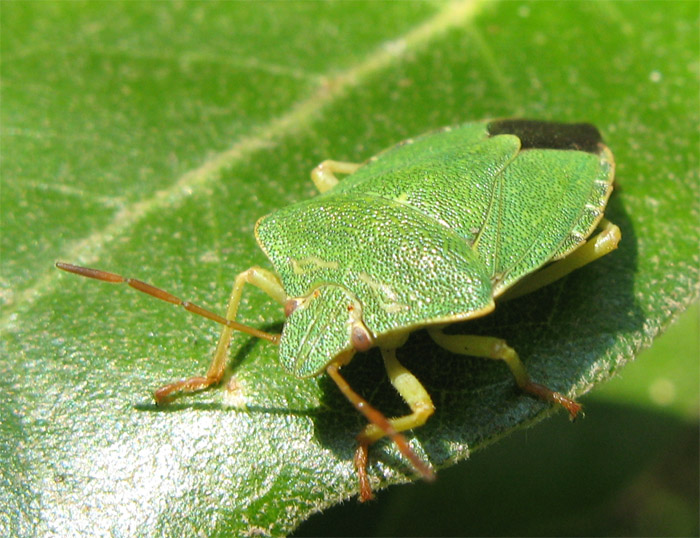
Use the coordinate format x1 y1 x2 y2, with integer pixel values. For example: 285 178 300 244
57 119 621 501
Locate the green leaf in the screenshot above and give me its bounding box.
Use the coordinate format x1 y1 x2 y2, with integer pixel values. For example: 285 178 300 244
1 1 698 536
295 302 700 536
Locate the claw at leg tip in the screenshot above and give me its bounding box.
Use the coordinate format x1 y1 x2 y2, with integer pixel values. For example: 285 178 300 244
568 403 584 421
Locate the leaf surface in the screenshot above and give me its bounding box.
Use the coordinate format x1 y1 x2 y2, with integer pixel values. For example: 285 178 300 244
1 1 698 536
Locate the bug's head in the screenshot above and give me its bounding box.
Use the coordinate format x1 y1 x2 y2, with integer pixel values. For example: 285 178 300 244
279 285 374 378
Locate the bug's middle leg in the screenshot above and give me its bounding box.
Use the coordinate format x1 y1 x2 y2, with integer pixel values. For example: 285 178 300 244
310 160 362 193
429 329 581 419
154 266 286 403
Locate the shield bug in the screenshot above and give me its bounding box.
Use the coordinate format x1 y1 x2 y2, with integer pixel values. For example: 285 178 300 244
57 119 620 501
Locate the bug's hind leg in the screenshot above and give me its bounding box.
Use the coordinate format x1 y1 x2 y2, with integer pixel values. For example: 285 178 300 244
155 267 286 404
501 219 621 301
429 329 581 419
310 160 362 193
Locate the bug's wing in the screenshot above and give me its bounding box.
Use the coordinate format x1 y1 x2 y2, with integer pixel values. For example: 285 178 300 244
325 120 614 295
473 143 614 293
255 194 495 339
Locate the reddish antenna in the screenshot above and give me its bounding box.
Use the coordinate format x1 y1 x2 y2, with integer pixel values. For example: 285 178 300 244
55 262 279 343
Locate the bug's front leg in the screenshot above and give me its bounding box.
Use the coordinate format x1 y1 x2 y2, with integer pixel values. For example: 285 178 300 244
310 160 362 193
429 329 582 419
327 354 435 502
355 349 436 500
154 267 286 403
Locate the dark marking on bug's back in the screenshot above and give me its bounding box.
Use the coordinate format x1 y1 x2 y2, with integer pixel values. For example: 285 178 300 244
487 119 602 154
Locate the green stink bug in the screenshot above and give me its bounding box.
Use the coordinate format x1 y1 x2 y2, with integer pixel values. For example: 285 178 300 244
57 119 620 501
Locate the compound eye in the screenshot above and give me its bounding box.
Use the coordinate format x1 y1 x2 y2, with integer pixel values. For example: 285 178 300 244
284 298 301 317
351 323 374 352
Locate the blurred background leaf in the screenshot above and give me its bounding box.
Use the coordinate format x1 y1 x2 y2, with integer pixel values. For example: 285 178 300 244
1 1 697 536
